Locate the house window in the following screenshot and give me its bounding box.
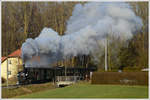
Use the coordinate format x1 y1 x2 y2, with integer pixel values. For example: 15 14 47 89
8 60 11 64
8 71 11 75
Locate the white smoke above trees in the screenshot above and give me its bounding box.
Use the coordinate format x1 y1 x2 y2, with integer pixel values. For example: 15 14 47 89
21 2 143 68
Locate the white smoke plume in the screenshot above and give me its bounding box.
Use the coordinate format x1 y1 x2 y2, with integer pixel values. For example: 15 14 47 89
21 2 143 68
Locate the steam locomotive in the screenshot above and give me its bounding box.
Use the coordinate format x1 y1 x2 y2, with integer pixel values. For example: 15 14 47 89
17 65 97 85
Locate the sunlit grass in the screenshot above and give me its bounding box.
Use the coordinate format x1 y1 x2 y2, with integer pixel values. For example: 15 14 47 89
17 84 148 98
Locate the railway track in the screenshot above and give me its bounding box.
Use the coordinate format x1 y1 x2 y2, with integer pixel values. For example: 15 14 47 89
2 84 31 89
2 85 20 88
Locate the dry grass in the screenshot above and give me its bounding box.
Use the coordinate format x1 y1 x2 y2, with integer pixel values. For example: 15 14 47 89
2 82 56 98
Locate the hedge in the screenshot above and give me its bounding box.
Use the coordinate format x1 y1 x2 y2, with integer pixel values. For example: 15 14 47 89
91 72 148 85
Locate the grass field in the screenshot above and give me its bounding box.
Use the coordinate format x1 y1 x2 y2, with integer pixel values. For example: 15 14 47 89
16 83 148 98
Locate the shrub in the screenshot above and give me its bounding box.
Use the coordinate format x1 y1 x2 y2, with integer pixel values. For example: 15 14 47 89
2 77 6 83
91 72 148 85
123 66 141 71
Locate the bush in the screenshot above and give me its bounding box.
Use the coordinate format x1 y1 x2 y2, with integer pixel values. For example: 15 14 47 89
2 77 6 83
123 67 141 71
91 72 148 85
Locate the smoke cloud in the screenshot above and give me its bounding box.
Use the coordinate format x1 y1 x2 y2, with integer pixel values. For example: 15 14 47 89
21 2 143 68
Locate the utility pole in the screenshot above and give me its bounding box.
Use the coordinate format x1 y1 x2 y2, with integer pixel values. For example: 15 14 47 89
105 38 108 71
65 57 67 76
94 38 108 71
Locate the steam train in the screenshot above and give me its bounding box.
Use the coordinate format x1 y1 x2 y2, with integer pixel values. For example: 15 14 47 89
17 65 97 85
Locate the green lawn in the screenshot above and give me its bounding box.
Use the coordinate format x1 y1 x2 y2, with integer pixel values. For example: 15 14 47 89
16 84 148 98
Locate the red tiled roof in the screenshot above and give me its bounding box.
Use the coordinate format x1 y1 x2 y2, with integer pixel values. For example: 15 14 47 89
1 57 7 62
8 49 21 57
1 49 22 63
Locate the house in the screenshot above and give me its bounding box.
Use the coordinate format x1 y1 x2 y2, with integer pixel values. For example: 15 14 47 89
1 49 23 79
